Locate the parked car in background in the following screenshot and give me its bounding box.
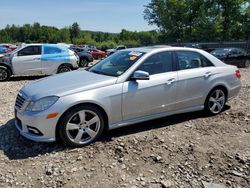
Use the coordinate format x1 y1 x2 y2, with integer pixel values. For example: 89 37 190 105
0 46 9 54
69 47 87 53
77 51 93 67
106 45 127 56
0 44 79 81
90 49 107 60
211 48 250 68
184 43 202 49
14 46 241 147
70 47 93 67
0 44 17 52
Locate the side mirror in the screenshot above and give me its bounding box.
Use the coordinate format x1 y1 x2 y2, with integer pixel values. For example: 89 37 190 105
131 70 150 80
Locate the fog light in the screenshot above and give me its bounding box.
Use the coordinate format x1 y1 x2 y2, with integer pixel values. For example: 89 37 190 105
27 126 43 136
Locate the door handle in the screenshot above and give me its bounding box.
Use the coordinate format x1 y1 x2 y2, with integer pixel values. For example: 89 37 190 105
33 58 40 60
204 72 212 78
165 78 176 85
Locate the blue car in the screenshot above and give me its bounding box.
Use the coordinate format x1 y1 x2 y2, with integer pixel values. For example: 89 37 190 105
0 47 7 54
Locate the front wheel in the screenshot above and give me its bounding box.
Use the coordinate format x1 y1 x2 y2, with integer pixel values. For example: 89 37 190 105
59 105 105 147
244 59 250 68
204 88 227 115
97 55 102 60
79 59 88 67
0 66 11 81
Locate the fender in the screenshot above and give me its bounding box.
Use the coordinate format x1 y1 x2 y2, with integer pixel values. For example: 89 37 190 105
0 54 14 74
0 63 13 75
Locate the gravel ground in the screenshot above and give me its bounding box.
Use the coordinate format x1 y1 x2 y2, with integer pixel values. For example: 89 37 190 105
0 68 249 188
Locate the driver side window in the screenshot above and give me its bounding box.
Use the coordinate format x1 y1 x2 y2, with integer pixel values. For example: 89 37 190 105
18 46 41 56
137 51 173 75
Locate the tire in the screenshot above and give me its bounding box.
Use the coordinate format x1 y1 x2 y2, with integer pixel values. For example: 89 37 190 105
97 55 102 60
244 59 250 68
204 87 227 115
58 105 105 147
79 59 88 67
0 66 11 81
57 65 71 74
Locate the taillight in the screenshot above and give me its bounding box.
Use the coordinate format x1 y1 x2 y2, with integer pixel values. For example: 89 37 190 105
235 70 241 79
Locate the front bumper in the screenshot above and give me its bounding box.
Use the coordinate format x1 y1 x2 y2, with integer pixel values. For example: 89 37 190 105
15 109 58 142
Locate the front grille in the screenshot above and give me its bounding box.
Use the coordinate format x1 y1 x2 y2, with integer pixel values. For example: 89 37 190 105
15 93 26 111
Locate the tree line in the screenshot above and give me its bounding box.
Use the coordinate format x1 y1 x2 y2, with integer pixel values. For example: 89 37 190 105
0 0 249 49
0 22 160 50
144 0 250 42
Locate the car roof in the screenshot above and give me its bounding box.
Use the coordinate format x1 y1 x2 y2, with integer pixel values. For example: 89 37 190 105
24 43 65 47
123 46 205 53
214 47 243 51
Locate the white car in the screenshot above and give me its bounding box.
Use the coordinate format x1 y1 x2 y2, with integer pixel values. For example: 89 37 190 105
15 46 241 147
0 44 79 81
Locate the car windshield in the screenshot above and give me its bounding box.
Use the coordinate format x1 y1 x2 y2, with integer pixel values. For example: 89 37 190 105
88 50 145 77
211 49 230 56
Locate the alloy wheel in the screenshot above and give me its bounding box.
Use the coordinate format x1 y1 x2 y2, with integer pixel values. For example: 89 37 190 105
66 110 101 145
208 89 225 114
0 69 8 81
58 66 71 73
80 59 88 67
245 60 250 68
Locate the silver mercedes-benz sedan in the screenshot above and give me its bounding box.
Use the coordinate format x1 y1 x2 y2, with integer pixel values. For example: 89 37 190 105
15 46 241 147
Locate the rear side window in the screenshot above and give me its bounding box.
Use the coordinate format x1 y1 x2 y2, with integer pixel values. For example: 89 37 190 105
138 51 173 75
44 46 62 54
18 46 41 56
176 51 214 70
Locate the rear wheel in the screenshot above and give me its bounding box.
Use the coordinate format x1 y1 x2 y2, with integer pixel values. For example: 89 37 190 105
57 65 71 74
0 66 11 81
204 88 227 115
59 105 105 147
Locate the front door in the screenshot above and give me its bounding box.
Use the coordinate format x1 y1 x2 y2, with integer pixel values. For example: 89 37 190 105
12 45 42 75
122 51 178 120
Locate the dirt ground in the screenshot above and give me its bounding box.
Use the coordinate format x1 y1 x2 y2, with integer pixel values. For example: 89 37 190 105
0 68 249 188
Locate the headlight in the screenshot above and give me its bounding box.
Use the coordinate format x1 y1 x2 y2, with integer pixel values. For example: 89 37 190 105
26 96 59 112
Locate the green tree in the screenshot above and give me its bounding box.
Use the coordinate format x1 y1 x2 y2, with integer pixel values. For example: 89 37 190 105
69 22 80 43
144 0 250 42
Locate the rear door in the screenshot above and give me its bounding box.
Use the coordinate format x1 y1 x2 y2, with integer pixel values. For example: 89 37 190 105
12 45 42 75
175 51 216 110
41 45 70 74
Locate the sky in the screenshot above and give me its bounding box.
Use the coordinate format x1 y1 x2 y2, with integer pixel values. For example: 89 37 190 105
0 0 157 33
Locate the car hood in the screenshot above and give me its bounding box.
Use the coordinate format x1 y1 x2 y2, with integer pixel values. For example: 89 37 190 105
21 70 117 100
